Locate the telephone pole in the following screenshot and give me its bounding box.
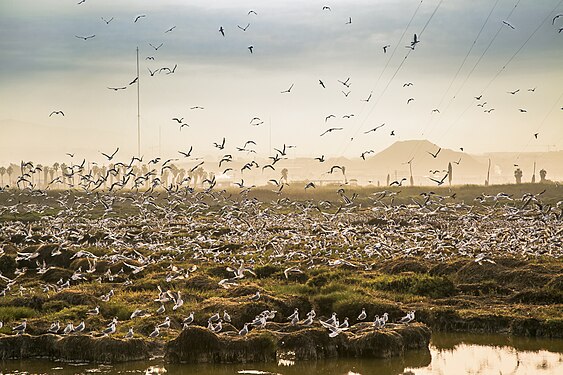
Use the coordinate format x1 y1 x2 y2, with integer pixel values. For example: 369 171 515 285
136 47 141 159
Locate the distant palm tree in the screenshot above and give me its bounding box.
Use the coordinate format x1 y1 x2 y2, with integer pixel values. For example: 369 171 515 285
36 164 43 187
281 168 288 183
0 166 6 186
6 165 14 186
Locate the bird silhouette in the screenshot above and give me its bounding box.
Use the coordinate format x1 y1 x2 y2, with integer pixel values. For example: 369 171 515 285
108 86 126 91
101 17 113 24
362 92 373 102
281 83 294 93
248 45 254 53
238 23 250 31
134 15 146 23
315 155 325 162
49 111 64 117
502 20 515 29
338 77 351 87
219 26 225 36
325 114 336 122
320 128 343 136
427 148 441 158
178 146 193 158
383 44 391 53
364 123 385 134
407 98 415 104
319 79 326 88
101 147 119 160
149 43 163 51
165 26 176 33
75 35 95 40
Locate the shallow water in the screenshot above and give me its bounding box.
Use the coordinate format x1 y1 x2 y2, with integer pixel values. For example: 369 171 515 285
2 333 562 375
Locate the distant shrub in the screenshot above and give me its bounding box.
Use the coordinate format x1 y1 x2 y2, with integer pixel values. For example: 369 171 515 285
370 273 456 298
0 306 37 321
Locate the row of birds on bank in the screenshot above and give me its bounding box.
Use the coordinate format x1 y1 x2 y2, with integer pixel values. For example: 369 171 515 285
8 307 415 339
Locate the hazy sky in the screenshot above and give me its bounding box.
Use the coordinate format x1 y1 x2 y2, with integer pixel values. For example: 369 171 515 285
1 0 562 164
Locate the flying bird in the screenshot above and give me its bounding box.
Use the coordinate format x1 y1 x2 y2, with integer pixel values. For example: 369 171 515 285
101 147 119 160
149 43 163 50
329 165 344 174
107 86 126 91
49 111 64 117
427 147 441 158
507 89 520 95
165 26 176 33
101 17 114 25
364 123 385 134
325 114 336 122
342 90 351 97
429 173 448 186
129 77 138 85
315 155 325 162
338 77 351 87
407 98 415 104
134 15 146 23
319 79 326 88
237 23 250 31
75 35 95 40
403 82 413 87
534 133 539 139
322 6 331 11
320 128 343 136
219 26 225 36
178 146 193 158
383 44 391 53
248 10 258 15
281 83 294 93
518 108 527 113
361 150 374 160
346 17 352 24
362 92 373 102
172 117 184 123
502 20 515 29
553 14 563 24
248 45 254 53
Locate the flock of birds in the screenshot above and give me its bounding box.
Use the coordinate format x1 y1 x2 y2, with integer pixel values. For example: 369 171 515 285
0 169 561 340
40 2 563 171
1 2 562 347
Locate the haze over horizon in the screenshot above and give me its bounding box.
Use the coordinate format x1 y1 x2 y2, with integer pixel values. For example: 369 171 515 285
1 0 562 166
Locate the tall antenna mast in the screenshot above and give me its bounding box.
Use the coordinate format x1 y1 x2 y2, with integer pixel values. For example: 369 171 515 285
136 47 141 159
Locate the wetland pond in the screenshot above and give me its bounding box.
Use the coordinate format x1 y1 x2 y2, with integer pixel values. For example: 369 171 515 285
1 333 562 375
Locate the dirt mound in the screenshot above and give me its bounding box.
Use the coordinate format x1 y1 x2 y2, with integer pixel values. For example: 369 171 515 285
165 323 431 364
165 326 277 363
0 334 151 363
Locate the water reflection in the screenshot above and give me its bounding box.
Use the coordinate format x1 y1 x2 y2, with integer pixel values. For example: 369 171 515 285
1 333 562 375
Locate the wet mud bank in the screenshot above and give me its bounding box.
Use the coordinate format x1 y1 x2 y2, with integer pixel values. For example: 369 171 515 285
0 334 153 363
165 323 431 364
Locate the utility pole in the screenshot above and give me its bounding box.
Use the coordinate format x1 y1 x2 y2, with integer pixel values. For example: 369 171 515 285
136 47 141 159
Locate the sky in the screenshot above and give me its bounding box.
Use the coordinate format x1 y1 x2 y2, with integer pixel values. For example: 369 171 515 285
0 0 562 165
